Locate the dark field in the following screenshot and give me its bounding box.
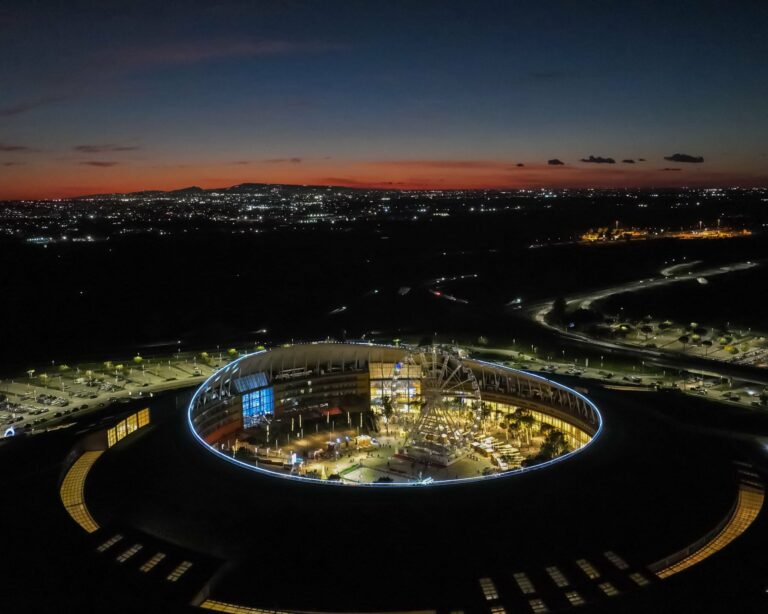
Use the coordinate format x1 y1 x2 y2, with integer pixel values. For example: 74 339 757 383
2 213 767 371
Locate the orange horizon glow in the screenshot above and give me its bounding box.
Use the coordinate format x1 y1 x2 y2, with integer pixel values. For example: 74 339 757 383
1 159 765 200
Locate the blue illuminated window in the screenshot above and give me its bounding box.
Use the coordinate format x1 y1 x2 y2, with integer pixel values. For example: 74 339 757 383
242 387 274 427
234 372 268 394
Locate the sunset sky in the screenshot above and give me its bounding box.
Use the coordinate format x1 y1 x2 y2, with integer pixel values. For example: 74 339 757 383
1 0 767 199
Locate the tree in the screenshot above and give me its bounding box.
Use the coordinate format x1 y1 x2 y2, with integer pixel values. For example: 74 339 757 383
551 297 567 326
539 429 570 459
702 340 713 356
103 361 113 370
640 324 654 341
517 412 535 430
381 395 394 434
678 335 690 351
381 395 393 419
227 348 238 357
58 364 70 372
133 355 143 365
511 409 535 445
480 402 492 422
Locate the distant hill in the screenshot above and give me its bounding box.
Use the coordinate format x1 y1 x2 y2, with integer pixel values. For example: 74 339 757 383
168 186 206 195
75 181 369 200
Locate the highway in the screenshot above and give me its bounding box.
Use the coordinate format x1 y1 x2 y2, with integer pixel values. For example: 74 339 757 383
522 259 768 388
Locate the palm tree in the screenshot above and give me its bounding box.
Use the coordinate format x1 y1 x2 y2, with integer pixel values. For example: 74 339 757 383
381 395 393 434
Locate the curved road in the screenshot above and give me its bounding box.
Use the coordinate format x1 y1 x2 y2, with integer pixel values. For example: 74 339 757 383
523 259 768 386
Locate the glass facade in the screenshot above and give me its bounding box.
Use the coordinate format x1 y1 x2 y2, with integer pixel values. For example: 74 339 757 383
242 387 274 427
107 408 151 447
478 399 591 449
234 372 269 394
369 361 421 411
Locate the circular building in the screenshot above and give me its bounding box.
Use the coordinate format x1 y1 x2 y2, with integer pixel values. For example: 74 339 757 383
188 343 602 485
41 341 765 613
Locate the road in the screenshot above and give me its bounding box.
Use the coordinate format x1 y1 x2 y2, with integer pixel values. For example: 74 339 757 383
520 258 768 390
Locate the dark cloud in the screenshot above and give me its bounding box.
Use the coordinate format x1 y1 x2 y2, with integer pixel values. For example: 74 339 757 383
79 161 119 167
232 160 251 165
622 159 635 163
547 159 565 165
638 158 646 162
0 143 34 152
74 144 140 153
2 161 25 166
664 153 704 163
0 95 64 117
263 157 303 164
516 163 524 167
661 167 681 171
581 155 615 164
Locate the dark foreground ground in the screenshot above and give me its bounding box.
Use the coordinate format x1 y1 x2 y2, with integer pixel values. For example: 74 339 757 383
2 379 767 613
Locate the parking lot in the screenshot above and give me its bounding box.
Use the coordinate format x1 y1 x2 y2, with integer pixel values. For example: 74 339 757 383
0 353 223 436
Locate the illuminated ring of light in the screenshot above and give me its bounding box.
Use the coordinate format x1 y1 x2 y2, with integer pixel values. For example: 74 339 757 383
187 345 604 488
